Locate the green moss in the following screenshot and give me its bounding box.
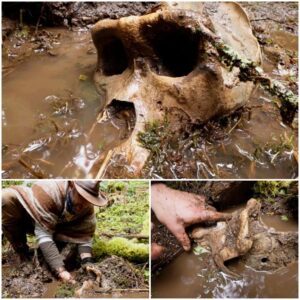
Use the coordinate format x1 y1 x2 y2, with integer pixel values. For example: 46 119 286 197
97 181 149 235
55 283 75 298
93 237 149 263
141 211 150 236
254 181 293 202
100 181 127 193
253 133 295 164
2 181 25 188
137 119 170 153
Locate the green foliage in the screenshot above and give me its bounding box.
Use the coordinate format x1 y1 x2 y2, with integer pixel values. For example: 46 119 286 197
193 245 210 256
281 215 289 221
143 269 149 283
1 180 32 188
94 181 149 263
137 118 170 153
141 210 150 235
100 181 127 193
253 133 295 163
253 181 293 202
97 181 149 235
93 237 149 263
55 283 75 298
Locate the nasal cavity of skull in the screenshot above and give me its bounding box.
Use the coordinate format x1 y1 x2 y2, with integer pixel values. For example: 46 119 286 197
101 37 128 76
106 99 136 127
142 21 199 77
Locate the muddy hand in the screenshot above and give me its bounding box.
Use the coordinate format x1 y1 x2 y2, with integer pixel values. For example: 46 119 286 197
59 270 76 284
151 243 165 260
152 184 232 251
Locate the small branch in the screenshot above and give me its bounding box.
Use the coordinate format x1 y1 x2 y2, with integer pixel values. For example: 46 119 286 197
250 17 285 24
100 233 149 239
96 149 113 178
35 3 46 35
94 288 148 294
18 155 45 178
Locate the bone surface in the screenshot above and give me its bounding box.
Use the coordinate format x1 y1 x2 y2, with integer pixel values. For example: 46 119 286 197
191 199 298 277
91 2 262 176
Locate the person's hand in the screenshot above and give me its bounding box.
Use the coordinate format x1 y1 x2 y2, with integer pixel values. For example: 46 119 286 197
58 270 76 284
151 184 231 251
151 243 165 260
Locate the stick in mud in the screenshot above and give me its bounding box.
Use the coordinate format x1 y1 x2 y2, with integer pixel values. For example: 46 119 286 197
100 233 149 239
94 288 149 294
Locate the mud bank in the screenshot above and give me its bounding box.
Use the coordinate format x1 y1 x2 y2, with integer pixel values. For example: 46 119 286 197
2 252 148 298
2 2 157 28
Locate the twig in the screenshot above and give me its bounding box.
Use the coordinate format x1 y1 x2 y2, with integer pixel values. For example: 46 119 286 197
228 116 242 134
35 3 46 35
18 156 44 178
96 149 113 178
100 233 149 239
250 17 285 24
94 288 149 294
58 161 73 177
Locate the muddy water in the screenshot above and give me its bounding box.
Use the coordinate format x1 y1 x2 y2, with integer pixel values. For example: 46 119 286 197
3 25 298 179
152 215 298 298
2 28 133 178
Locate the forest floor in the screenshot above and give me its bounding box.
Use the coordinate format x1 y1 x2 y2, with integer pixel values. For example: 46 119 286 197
2 181 149 298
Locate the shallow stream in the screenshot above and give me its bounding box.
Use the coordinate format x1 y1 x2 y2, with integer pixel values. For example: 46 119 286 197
152 212 298 298
2 28 133 178
2 19 298 179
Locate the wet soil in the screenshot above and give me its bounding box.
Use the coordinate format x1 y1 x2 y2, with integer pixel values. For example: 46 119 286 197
151 213 183 273
2 2 157 28
2 251 148 298
2 2 298 179
152 206 298 298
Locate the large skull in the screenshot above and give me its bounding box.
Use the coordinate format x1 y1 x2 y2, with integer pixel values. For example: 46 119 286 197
90 2 261 177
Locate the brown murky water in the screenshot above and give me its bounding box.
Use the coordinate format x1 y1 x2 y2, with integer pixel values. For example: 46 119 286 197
2 23 298 179
2 28 133 178
152 215 298 298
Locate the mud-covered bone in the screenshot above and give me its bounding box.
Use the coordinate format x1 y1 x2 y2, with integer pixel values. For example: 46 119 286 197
191 199 298 277
91 2 261 176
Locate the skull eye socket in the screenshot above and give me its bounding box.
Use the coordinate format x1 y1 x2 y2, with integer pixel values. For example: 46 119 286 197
142 21 200 77
101 37 128 76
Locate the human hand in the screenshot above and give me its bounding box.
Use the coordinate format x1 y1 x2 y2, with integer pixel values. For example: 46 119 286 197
151 184 231 251
151 242 165 260
58 270 76 284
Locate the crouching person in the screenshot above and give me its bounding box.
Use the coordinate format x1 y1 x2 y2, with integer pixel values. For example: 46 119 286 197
2 180 107 283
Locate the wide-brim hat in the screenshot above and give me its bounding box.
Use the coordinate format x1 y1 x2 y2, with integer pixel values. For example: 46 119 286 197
73 181 108 206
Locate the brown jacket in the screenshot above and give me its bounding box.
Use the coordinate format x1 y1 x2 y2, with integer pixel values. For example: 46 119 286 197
10 181 96 244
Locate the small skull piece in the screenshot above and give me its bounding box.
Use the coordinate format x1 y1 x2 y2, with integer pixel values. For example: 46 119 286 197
91 2 261 175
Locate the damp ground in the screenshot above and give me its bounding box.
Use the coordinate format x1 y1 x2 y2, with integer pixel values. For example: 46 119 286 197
2 2 298 179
